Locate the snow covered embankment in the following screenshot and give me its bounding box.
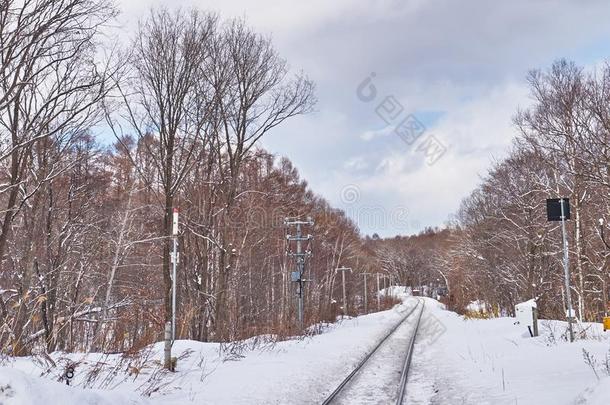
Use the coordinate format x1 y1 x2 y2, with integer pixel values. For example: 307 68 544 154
0 366 146 405
1 288 415 405
406 298 610 405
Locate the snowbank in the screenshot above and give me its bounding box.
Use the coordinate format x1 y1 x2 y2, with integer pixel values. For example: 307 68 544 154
0 367 146 405
466 299 489 313
5 293 610 405
2 295 418 404
575 377 610 405
378 285 411 300
407 297 610 405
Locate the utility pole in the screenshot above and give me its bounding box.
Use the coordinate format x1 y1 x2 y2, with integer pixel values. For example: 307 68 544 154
376 273 381 311
559 199 574 342
598 218 609 316
361 272 371 313
285 217 314 329
164 208 179 371
546 197 574 342
171 208 179 342
336 267 352 315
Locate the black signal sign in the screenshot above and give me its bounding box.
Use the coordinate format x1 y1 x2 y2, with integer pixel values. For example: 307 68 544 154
546 198 570 221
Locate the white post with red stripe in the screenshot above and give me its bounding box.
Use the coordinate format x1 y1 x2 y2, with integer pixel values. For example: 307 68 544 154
171 208 179 342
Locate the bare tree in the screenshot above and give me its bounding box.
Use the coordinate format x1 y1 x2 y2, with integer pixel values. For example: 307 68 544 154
0 0 118 355
208 19 315 338
113 8 217 329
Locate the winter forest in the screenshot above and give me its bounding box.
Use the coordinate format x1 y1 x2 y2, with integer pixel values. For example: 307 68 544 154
1 0 609 361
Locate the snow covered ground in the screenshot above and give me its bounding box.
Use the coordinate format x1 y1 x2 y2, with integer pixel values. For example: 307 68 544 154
408 298 610 405
0 367 144 405
1 289 417 405
2 291 610 405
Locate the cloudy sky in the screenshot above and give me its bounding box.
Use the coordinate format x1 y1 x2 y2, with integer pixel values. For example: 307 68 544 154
117 0 610 237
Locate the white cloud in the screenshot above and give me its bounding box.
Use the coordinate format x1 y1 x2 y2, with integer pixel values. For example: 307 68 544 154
344 156 370 171
114 0 610 236
360 125 394 141
321 81 530 235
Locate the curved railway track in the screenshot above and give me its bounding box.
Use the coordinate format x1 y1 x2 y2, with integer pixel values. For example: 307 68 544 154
322 298 425 405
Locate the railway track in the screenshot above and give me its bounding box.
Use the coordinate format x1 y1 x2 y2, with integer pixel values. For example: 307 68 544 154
322 298 425 405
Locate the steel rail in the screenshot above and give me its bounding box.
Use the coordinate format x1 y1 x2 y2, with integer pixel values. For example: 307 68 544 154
395 299 425 404
321 298 424 405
